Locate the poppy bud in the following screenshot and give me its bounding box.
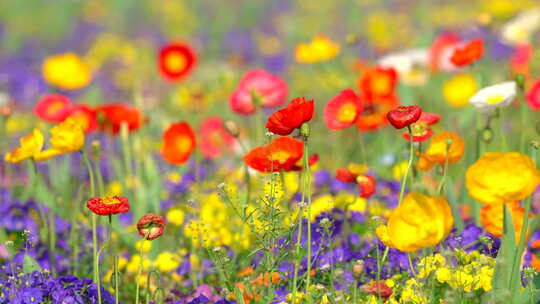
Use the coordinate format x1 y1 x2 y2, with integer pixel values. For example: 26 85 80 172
386 105 422 129
224 120 240 138
515 73 526 92
137 213 166 240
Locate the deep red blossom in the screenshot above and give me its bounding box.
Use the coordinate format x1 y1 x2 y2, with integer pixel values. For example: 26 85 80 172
266 97 314 136
95 104 144 135
357 175 376 199
86 196 130 216
336 168 358 183
386 105 422 129
402 112 440 142
137 213 166 241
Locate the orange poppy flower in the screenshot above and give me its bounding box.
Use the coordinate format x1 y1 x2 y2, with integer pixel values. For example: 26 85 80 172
402 112 440 142
95 103 144 135
355 95 399 131
158 42 197 82
450 39 483 67
243 136 304 172
34 94 72 122
265 97 314 136
324 89 362 130
67 105 97 133
480 201 531 241
161 122 196 165
199 117 236 159
358 66 397 101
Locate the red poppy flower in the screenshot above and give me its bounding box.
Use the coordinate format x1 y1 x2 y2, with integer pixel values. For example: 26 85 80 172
158 42 197 82
429 32 460 71
161 122 196 165
34 94 72 122
67 105 97 133
230 69 288 115
86 196 130 216
336 168 358 183
450 39 483 67
357 175 376 199
324 89 363 130
95 104 144 135
358 66 397 101
355 95 399 131
402 112 440 142
243 136 304 172
512 44 533 78
289 154 319 171
360 281 393 300
199 117 236 159
266 97 314 135
386 105 422 129
137 213 166 241
527 79 540 110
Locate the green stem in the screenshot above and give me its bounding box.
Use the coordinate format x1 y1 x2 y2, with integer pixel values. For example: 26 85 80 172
82 151 101 304
304 142 312 302
398 125 414 206
436 144 450 195
135 236 148 304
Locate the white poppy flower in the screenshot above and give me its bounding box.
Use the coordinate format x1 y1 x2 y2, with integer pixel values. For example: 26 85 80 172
378 49 429 86
469 81 517 112
501 9 540 45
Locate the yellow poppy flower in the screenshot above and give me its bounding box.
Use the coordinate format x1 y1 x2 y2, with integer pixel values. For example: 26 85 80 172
466 152 540 205
417 132 465 171
376 192 454 252
35 118 85 161
42 52 91 90
295 35 340 64
442 73 477 107
4 128 44 163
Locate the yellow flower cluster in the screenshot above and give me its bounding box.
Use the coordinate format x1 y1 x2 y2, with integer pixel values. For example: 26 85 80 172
295 35 340 63
42 53 91 90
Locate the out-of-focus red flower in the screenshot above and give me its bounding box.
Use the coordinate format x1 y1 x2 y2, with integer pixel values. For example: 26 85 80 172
199 117 236 159
324 89 363 130
527 79 540 110
289 153 319 171
386 105 422 129
336 168 358 183
429 32 460 71
355 95 399 131
402 112 440 142
243 136 303 172
158 42 197 82
67 105 97 133
95 104 144 135
230 69 288 115
358 67 397 101
137 213 166 241
34 94 72 122
360 281 393 300
161 122 196 165
357 175 376 199
450 39 483 67
511 44 533 78
266 97 314 135
86 196 130 216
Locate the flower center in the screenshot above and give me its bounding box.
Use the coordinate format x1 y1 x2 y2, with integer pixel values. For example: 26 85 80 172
165 52 187 72
270 150 290 164
486 94 505 104
337 103 357 122
175 135 193 154
103 197 121 205
46 101 65 116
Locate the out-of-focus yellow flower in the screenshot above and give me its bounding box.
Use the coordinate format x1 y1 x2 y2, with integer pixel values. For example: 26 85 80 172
4 128 44 163
42 53 91 90
443 73 477 107
392 160 408 180
153 252 181 272
418 132 465 171
376 192 454 252
466 152 540 205
166 208 185 226
365 11 412 51
295 35 340 64
135 240 152 253
105 181 123 197
35 118 85 161
501 8 540 45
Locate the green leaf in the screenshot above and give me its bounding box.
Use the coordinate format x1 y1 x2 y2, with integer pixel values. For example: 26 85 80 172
22 254 42 274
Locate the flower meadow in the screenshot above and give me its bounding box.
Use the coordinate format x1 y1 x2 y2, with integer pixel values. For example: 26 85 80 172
4 1 540 303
